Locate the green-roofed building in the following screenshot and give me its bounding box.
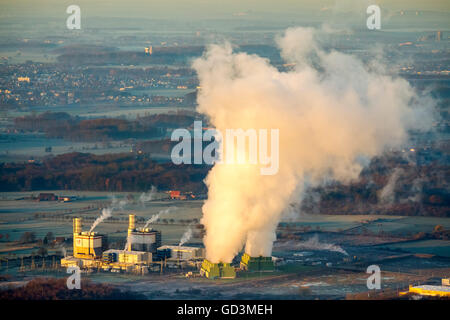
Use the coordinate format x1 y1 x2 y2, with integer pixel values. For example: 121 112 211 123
240 253 274 272
200 259 236 279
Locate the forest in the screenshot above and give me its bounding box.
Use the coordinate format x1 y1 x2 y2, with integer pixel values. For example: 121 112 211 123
13 111 201 142
0 152 209 193
0 277 145 300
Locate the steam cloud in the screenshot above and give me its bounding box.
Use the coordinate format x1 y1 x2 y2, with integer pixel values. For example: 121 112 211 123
193 27 433 263
378 168 403 204
292 234 348 256
139 186 158 204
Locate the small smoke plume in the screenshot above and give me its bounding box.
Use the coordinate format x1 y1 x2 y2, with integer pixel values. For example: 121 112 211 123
90 208 112 233
90 197 126 232
407 177 423 203
139 186 158 205
379 168 403 204
143 207 177 229
178 225 193 247
293 234 348 256
193 27 434 263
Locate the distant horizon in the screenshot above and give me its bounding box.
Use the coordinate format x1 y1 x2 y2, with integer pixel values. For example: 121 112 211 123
0 1 449 36
1 0 449 19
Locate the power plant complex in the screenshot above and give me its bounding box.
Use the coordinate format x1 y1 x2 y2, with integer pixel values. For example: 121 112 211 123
61 215 204 274
61 214 275 279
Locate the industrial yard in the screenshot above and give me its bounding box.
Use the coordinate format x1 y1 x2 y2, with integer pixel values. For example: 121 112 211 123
0 191 449 299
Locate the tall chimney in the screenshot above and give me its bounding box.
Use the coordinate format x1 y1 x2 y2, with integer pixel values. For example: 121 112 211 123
127 214 136 251
73 218 82 234
128 214 135 234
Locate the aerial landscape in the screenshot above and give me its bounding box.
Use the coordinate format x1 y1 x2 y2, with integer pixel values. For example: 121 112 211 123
0 0 449 305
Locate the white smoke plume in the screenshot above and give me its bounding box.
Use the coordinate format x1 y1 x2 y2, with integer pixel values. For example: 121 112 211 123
407 177 424 203
143 207 177 229
178 225 193 247
90 208 112 233
90 197 126 232
192 27 434 263
379 168 403 204
139 186 158 205
291 234 348 256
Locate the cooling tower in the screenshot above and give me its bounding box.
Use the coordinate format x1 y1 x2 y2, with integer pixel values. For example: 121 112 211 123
240 253 274 272
200 259 236 279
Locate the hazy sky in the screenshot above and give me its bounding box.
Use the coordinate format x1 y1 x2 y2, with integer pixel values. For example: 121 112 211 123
1 0 449 19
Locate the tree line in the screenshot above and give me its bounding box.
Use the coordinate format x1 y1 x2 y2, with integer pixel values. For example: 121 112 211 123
0 152 208 193
13 111 201 142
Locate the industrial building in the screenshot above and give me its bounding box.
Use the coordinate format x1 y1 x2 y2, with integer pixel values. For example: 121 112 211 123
61 215 157 272
73 218 104 259
200 259 236 279
240 253 274 272
157 245 204 261
126 214 161 253
60 215 275 279
61 214 205 274
404 285 450 297
400 278 450 297
61 217 105 269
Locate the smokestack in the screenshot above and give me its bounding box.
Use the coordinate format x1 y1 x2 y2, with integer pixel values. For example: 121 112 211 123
73 218 81 234
128 214 136 233
127 214 136 251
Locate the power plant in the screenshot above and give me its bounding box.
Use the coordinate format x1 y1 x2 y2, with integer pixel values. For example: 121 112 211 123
61 214 204 274
60 214 275 279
